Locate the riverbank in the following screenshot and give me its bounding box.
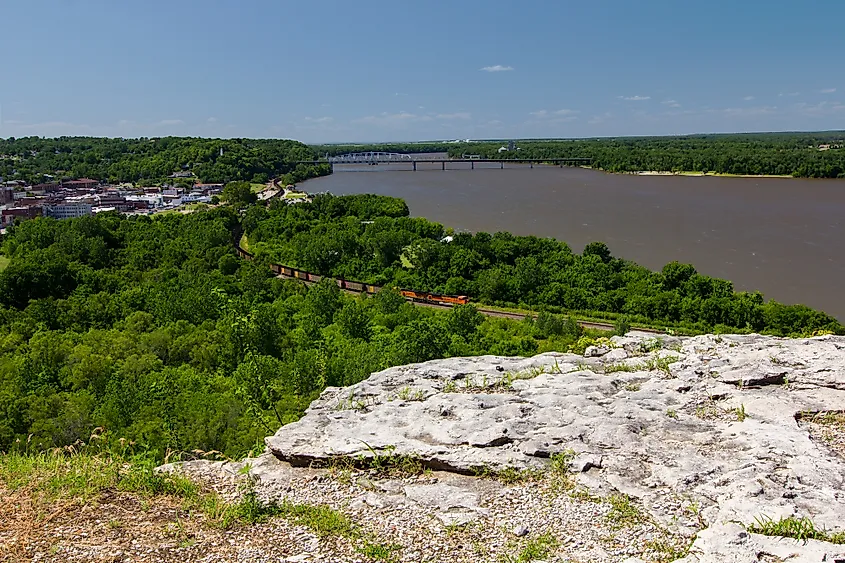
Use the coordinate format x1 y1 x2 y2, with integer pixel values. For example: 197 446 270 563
628 170 795 178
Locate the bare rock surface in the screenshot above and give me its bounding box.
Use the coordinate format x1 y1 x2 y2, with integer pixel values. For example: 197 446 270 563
258 333 845 561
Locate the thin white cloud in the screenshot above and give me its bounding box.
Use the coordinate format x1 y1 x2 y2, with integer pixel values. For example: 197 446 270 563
158 119 184 126
305 116 333 123
352 112 433 126
588 112 612 124
794 101 845 115
436 112 471 120
712 106 777 117
743 96 755 101
480 65 514 72
779 92 800 97
20 121 82 129
661 99 681 108
618 95 651 101
820 88 837 94
207 117 218 123
525 109 579 126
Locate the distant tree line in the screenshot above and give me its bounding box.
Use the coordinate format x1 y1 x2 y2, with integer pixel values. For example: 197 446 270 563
312 143 452 156
247 194 843 336
445 133 845 178
0 137 330 185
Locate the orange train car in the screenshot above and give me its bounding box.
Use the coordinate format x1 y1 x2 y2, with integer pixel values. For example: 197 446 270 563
400 289 469 306
434 294 470 305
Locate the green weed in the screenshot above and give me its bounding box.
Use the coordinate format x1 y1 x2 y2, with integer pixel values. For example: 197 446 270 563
606 494 644 528
397 386 425 402
640 355 679 375
499 532 559 563
747 515 845 544
357 541 402 561
604 362 637 374
644 537 693 562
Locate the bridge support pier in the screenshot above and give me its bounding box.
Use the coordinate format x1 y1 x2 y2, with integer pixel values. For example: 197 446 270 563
530 162 533 169
442 162 445 171
500 162 504 169
471 161 474 170
413 161 416 171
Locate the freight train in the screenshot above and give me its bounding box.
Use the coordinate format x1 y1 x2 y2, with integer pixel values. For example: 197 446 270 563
235 244 470 306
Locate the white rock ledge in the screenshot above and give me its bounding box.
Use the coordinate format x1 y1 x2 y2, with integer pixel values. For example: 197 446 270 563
265 333 845 560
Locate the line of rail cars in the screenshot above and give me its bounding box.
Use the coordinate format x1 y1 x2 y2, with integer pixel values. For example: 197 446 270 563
236 244 469 306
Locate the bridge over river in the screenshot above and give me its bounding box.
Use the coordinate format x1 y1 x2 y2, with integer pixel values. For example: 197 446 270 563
296 152 591 171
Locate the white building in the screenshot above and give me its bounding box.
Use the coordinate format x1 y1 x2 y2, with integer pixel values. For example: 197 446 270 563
43 203 93 220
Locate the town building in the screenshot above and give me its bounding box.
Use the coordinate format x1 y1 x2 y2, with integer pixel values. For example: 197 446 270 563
61 178 99 190
0 186 13 205
1 206 42 227
43 202 93 220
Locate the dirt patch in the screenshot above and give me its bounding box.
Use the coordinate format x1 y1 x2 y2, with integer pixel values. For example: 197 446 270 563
798 411 845 460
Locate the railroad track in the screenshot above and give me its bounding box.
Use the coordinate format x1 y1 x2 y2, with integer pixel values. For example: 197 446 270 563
238 242 663 335
414 300 661 334
275 273 660 334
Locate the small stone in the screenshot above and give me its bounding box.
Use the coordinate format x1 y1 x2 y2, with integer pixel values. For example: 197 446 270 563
512 524 529 537
584 345 610 357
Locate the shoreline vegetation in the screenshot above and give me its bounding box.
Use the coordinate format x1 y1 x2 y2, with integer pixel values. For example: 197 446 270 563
314 131 845 179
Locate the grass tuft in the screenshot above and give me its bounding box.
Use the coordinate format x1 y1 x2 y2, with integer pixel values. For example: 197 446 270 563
357 541 402 561
499 532 558 563
605 494 645 528
747 515 845 544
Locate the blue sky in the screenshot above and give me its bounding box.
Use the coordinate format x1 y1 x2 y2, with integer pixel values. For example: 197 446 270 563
1 0 843 143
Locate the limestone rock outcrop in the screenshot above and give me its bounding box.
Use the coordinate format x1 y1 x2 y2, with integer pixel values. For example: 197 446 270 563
266 333 845 560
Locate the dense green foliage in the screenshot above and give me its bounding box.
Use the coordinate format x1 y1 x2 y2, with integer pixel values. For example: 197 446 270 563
0 136 330 184
0 209 590 458
312 143 452 156
445 133 845 178
247 195 842 336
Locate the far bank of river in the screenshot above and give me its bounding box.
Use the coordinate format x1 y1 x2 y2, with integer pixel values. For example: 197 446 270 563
627 170 795 179
301 164 845 321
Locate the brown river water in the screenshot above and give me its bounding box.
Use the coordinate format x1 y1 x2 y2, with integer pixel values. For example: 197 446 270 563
302 160 845 320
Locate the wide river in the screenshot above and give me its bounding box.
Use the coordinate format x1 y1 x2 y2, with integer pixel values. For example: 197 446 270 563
303 159 845 320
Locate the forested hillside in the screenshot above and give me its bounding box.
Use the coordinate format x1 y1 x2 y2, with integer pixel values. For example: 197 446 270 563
0 137 330 184
247 194 843 336
446 133 845 177
0 208 590 458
